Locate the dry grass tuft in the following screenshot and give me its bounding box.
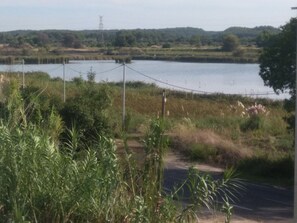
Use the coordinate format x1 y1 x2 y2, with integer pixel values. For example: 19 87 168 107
170 122 252 166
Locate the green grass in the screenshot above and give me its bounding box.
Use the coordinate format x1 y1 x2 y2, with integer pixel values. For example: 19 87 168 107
0 79 243 222
0 71 293 186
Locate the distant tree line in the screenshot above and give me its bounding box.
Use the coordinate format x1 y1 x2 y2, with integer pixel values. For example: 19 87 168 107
0 26 279 49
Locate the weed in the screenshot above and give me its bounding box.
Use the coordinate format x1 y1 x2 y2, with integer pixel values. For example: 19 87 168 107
176 167 243 223
240 115 262 131
0 71 291 221
187 143 217 161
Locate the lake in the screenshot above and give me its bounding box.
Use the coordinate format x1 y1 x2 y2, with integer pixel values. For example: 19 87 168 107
0 60 289 100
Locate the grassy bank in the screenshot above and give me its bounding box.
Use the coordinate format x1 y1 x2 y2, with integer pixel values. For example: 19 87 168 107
0 73 244 222
0 71 293 187
0 45 260 64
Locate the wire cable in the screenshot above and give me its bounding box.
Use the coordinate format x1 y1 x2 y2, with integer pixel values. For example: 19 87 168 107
66 64 122 76
25 64 63 72
125 64 279 97
126 65 211 94
68 60 117 64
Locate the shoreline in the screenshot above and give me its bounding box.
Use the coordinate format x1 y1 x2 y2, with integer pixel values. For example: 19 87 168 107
0 55 258 65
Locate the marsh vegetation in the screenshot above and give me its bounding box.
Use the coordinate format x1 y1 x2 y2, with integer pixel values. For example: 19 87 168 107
0 72 292 222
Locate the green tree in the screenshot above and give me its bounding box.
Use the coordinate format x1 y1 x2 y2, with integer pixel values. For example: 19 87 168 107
259 18 296 129
222 34 240 52
190 35 201 46
114 31 136 47
33 32 49 47
259 18 296 96
62 33 82 48
256 31 273 47
63 33 75 47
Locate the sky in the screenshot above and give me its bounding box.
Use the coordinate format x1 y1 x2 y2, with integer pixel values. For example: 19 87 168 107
0 0 295 31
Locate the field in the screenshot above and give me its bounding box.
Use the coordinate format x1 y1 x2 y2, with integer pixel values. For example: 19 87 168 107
1 72 293 184
113 83 293 184
0 71 293 222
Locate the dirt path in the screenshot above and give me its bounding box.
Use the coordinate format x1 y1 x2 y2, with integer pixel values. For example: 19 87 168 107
117 139 293 223
164 150 224 173
163 150 293 223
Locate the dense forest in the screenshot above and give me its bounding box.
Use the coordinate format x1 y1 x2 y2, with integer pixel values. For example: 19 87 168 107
0 26 280 48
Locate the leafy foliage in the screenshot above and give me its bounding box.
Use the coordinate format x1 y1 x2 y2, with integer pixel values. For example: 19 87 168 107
259 18 296 130
0 26 280 48
259 18 296 96
240 115 262 131
60 83 112 146
176 168 243 222
222 34 240 52
114 31 136 47
0 85 243 222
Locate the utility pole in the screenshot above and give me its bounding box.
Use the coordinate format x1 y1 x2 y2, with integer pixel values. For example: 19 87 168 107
161 89 166 119
22 59 25 89
63 60 66 103
122 63 126 131
292 6 297 223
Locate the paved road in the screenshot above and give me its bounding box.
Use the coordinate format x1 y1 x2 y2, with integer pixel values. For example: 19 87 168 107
234 182 293 222
163 152 293 223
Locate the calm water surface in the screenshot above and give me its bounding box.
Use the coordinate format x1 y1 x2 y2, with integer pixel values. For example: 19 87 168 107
0 60 289 99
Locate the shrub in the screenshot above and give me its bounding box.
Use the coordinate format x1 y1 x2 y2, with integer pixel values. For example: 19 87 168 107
21 85 63 124
162 43 171 48
0 102 242 223
187 143 217 161
59 84 112 146
240 115 262 131
232 48 245 57
222 34 240 52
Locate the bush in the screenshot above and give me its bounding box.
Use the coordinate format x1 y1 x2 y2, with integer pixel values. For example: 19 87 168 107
162 43 171 48
222 34 240 52
187 143 217 161
0 87 242 222
59 84 112 146
21 86 63 124
232 48 245 57
240 115 262 131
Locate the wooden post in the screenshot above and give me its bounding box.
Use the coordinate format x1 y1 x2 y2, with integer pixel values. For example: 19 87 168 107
122 63 126 131
162 89 166 119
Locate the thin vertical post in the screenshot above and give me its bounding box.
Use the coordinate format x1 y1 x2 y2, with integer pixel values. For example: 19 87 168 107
63 60 66 103
294 14 297 222
122 63 126 131
294 14 297 223
22 59 25 88
162 89 166 119
292 8 297 222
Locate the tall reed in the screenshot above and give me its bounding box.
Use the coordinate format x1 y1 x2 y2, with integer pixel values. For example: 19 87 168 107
0 83 242 222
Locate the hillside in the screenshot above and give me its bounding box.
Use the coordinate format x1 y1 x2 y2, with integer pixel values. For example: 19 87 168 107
0 26 280 48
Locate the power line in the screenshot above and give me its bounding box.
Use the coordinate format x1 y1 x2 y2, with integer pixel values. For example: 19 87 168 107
126 65 210 94
69 60 116 64
67 64 122 76
125 64 278 97
3 61 283 98
25 64 63 72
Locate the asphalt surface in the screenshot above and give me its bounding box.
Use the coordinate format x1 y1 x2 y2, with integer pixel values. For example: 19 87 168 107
234 182 293 222
163 154 293 223
119 139 293 222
